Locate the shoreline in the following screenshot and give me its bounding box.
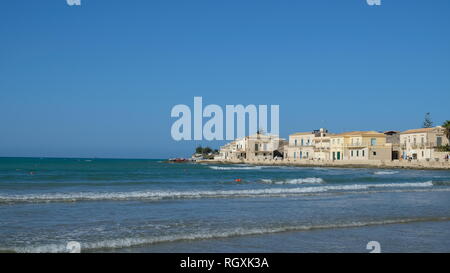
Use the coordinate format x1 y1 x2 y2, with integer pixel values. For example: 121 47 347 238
196 159 450 171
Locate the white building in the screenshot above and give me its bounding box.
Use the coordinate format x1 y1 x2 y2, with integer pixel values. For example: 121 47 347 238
400 126 449 161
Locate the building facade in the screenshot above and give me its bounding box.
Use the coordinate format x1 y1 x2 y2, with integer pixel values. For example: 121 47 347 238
286 132 315 161
215 127 449 164
312 128 332 160
400 126 449 160
216 133 286 161
330 131 392 161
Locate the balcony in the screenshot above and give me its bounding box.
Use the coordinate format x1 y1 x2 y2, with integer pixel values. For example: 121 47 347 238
290 144 314 147
345 142 375 148
314 147 330 152
403 142 439 149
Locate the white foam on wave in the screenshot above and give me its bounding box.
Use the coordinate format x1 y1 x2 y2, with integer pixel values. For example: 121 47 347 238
261 177 324 185
374 171 399 175
7 216 450 253
0 181 435 204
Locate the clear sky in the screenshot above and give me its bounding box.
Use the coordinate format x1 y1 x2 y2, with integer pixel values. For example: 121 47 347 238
0 0 449 159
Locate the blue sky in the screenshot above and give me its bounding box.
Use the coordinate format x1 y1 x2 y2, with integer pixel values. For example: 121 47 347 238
0 0 449 158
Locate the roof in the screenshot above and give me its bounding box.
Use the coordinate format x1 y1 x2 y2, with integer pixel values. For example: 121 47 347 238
290 132 314 136
384 130 399 135
401 127 436 134
332 131 385 137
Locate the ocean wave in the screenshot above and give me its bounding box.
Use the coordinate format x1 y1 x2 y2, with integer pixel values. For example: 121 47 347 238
0 181 435 204
6 216 450 253
261 177 324 184
431 181 450 186
374 171 399 175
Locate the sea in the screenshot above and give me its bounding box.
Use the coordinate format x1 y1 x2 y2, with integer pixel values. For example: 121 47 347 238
0 157 449 253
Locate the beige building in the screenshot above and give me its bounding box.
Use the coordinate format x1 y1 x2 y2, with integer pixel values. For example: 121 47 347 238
286 132 315 161
313 128 332 160
330 131 392 161
216 142 232 161
384 131 401 160
400 126 449 161
245 133 286 161
216 133 286 161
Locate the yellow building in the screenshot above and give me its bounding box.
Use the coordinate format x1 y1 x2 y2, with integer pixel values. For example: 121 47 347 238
330 131 392 161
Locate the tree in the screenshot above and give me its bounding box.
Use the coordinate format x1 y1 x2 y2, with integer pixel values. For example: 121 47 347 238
443 120 450 140
203 147 213 154
195 146 203 154
422 112 433 128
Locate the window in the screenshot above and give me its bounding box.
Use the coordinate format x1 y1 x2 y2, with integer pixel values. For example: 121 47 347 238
356 150 359 157
422 151 424 157
255 144 258 151
351 151 354 157
294 152 296 159
371 138 377 146
373 151 377 156
437 136 442 147
362 150 365 157
294 139 297 146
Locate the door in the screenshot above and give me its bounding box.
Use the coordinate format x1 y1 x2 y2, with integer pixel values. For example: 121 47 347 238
337 151 341 160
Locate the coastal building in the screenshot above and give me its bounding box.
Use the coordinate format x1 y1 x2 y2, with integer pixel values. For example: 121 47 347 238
286 131 315 161
312 128 332 161
285 128 332 161
245 133 286 161
384 131 401 160
400 126 449 161
330 131 392 161
217 138 247 160
214 126 449 166
216 133 286 161
216 142 232 161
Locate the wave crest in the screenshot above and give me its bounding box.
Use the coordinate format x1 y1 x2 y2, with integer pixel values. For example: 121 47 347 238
6 216 450 253
374 171 399 175
0 181 435 204
261 177 324 184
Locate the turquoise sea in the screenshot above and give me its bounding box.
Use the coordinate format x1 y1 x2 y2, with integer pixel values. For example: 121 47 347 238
0 157 450 253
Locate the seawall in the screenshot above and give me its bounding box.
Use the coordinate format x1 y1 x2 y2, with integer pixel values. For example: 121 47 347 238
197 159 450 170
